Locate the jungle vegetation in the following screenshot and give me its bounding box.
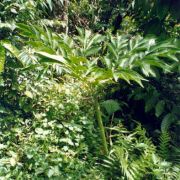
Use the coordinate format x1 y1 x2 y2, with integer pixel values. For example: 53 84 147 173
0 0 179 179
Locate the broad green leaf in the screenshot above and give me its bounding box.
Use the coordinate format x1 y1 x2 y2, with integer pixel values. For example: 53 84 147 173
107 43 118 59
36 51 66 64
17 23 36 39
87 34 104 48
167 54 179 62
141 63 156 77
1 41 20 59
161 113 176 132
155 100 165 117
84 46 101 57
117 69 145 87
68 56 87 64
101 99 121 115
103 57 112 69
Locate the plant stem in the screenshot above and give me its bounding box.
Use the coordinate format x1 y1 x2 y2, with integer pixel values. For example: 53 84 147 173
63 0 69 34
95 99 108 155
109 113 114 146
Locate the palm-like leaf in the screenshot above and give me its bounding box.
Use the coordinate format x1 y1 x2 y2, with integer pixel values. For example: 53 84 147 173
76 28 105 57
2 24 179 88
104 35 178 78
1 24 179 87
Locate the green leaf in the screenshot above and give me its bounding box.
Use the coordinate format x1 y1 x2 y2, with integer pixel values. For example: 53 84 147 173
1 41 20 59
47 166 60 178
145 97 158 113
141 63 156 77
101 99 121 116
161 113 176 132
24 91 33 99
167 54 179 62
0 106 8 114
117 69 145 87
107 43 118 60
0 45 5 73
84 46 101 57
35 128 44 134
17 23 36 39
46 0 53 11
36 51 66 64
155 100 165 117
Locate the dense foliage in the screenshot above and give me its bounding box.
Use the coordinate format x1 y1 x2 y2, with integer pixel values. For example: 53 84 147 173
0 0 179 179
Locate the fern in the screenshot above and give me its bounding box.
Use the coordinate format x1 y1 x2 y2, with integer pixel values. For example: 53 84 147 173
159 113 179 163
102 124 180 180
170 146 180 164
159 132 180 165
159 132 171 160
102 124 155 179
161 113 176 133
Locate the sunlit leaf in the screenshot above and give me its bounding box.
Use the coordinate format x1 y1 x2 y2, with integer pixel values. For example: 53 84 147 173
0 45 5 73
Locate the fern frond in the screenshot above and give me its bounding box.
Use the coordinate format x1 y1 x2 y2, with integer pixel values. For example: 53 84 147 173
159 132 171 160
169 145 180 164
102 123 180 179
161 113 176 132
102 123 158 180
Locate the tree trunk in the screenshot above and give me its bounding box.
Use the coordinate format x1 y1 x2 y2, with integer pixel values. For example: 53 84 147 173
63 0 69 34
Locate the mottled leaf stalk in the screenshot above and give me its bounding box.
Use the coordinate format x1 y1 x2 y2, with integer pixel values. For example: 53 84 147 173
95 99 108 155
63 0 69 34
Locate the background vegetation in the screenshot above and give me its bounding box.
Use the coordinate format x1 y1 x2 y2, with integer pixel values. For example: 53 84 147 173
0 0 179 179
